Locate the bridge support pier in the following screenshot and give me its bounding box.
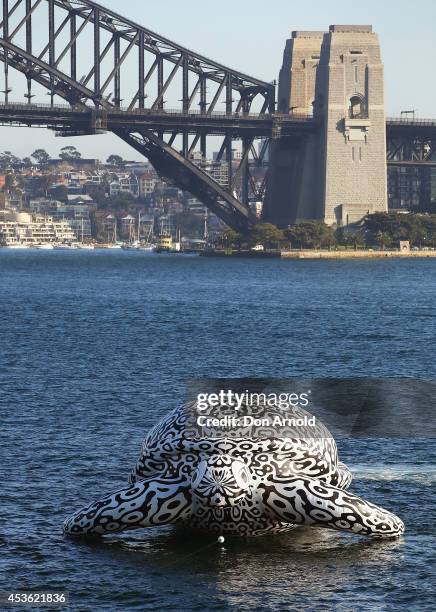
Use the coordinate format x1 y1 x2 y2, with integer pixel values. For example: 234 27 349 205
265 26 388 228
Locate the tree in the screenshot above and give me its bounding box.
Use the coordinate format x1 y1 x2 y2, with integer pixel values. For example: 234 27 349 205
285 221 337 249
59 146 82 161
218 228 245 250
4 173 15 192
0 151 22 171
375 231 392 251
31 149 50 167
49 184 69 202
174 212 204 238
362 212 432 247
107 154 125 167
27 174 55 198
335 229 365 250
86 186 108 207
249 223 284 249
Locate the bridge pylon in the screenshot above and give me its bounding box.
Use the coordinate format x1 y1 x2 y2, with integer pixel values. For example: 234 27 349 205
264 25 388 228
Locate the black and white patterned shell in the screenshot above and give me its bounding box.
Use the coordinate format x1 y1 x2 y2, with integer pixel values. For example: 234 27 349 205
130 402 339 483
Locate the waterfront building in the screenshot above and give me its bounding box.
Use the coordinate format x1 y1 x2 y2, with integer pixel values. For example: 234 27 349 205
121 215 136 242
98 214 118 243
29 198 93 240
139 214 155 240
0 210 77 246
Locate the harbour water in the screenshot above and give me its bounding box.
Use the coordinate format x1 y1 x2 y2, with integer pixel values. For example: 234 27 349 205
0 251 435 611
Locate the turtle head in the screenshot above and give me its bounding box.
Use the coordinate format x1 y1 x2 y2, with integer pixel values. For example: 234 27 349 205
191 455 252 508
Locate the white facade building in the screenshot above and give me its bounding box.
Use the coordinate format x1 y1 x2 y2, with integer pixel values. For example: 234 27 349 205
110 174 139 197
0 210 77 246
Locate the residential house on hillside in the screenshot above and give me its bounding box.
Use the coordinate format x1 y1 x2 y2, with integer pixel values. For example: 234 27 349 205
110 173 139 198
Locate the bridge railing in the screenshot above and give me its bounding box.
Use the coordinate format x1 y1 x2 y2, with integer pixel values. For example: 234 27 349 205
0 101 315 122
386 117 436 127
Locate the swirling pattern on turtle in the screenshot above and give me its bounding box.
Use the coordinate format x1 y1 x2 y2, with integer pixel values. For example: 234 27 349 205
64 402 404 539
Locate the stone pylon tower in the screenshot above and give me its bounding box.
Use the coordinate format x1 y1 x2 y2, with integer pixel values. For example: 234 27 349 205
265 25 388 227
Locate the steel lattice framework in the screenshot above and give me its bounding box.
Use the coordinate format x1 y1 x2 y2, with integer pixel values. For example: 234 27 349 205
0 0 280 231
386 119 436 211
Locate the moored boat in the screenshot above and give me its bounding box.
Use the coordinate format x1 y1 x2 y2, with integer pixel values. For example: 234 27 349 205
54 244 78 250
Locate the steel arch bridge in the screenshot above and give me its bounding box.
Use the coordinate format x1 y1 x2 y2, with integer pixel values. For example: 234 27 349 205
0 0 288 231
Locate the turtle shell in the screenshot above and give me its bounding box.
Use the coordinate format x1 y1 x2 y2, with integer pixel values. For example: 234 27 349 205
129 402 339 483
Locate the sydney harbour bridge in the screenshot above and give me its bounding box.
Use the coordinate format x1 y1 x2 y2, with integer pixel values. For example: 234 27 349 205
0 0 435 231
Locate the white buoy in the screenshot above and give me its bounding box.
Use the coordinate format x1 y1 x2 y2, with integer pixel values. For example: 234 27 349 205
217 536 225 544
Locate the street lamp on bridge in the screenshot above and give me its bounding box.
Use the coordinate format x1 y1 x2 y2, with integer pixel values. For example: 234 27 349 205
401 110 416 120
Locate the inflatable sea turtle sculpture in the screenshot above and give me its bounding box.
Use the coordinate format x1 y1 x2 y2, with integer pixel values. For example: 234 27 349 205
64 402 405 538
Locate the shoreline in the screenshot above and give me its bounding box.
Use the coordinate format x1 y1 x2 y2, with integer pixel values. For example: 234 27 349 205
201 249 436 259
281 249 436 259
2 247 436 259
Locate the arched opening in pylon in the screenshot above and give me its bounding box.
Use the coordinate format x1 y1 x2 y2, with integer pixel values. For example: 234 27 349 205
349 95 366 119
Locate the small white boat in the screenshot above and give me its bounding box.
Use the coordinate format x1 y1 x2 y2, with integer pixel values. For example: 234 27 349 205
4 244 29 249
36 244 55 250
137 244 156 252
122 239 141 250
54 244 78 250
76 244 95 250
106 244 123 250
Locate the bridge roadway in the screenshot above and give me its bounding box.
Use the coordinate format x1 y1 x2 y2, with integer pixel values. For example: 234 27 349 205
1 102 435 141
0 102 317 137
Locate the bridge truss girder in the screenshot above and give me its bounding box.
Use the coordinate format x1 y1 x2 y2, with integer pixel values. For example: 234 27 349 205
0 0 276 231
386 128 436 212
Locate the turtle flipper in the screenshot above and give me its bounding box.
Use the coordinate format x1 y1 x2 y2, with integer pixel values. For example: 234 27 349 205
327 462 353 490
259 476 404 538
64 477 192 536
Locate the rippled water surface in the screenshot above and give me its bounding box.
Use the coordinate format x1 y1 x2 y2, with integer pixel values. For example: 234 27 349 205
0 252 435 611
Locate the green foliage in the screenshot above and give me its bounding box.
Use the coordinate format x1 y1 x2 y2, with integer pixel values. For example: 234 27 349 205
363 212 436 247
285 221 337 249
335 229 365 250
87 186 108 206
95 191 138 211
26 174 55 197
59 146 81 161
49 184 69 202
217 223 284 250
4 173 15 192
249 223 284 249
0 151 22 171
218 229 244 249
31 149 50 166
174 212 204 238
107 155 125 167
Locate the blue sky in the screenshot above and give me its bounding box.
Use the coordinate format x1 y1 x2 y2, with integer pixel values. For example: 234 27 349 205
2 0 435 159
